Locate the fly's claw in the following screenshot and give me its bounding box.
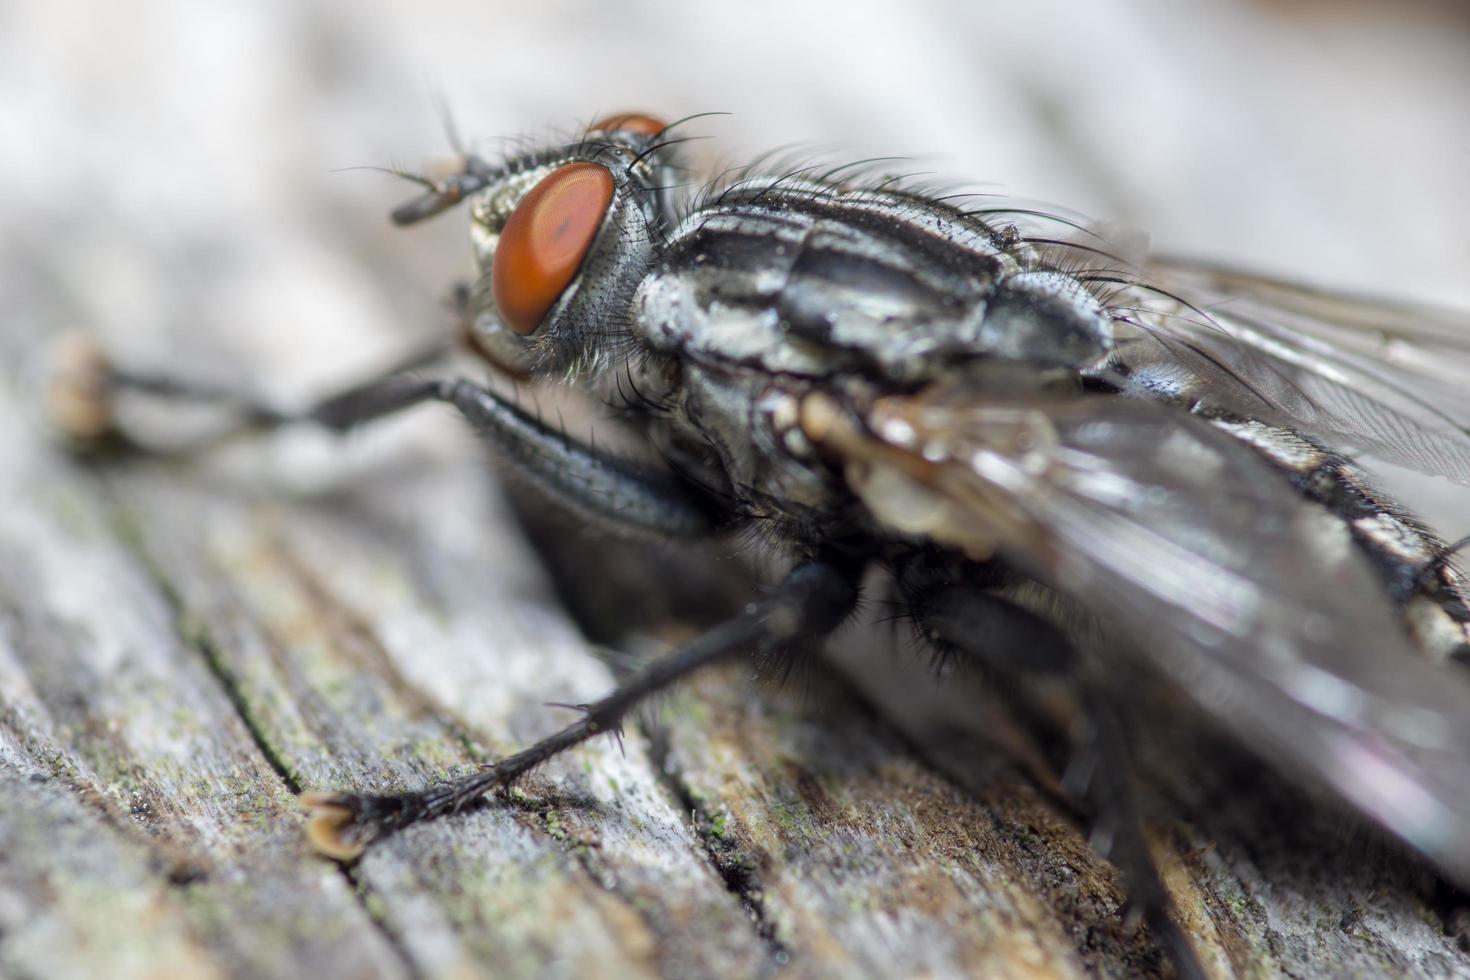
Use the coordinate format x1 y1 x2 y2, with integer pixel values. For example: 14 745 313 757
300 791 399 862
46 331 117 449
302 776 499 859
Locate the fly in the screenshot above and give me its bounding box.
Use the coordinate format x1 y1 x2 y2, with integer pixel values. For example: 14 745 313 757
53 112 1470 980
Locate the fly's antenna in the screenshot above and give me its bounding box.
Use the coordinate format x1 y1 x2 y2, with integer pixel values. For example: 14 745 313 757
388 154 498 226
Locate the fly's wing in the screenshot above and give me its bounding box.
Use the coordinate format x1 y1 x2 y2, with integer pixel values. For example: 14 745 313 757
1149 257 1470 377
803 385 1470 885
1099 256 1470 484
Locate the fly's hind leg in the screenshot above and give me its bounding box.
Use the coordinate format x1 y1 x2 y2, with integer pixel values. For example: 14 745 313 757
899 563 1208 980
304 560 859 859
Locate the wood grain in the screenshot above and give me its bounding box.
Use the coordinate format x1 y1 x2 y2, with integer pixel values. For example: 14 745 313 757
4 318 1470 977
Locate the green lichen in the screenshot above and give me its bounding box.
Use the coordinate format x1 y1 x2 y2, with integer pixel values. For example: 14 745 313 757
770 800 799 831
543 809 567 841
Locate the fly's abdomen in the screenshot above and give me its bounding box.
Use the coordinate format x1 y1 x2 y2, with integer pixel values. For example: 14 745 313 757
1211 416 1470 664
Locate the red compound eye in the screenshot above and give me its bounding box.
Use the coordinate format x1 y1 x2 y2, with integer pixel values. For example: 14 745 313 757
492 162 615 336
588 112 667 137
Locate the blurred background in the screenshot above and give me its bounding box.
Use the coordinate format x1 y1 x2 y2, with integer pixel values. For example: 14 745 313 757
5 0 1467 524
4 0 1468 372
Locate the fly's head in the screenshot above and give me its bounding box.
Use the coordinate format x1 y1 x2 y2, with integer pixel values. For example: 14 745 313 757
392 113 682 377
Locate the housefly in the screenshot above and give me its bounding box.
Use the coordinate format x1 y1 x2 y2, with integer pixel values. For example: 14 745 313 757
54 112 1470 978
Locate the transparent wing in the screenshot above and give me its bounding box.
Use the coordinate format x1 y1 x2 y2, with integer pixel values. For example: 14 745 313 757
1148 257 1470 380
807 385 1470 885
1100 256 1470 484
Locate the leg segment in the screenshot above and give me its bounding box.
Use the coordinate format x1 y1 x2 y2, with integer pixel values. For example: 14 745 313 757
438 379 712 539
302 560 859 859
901 568 1207 980
69 349 715 539
51 338 453 453
1068 689 1207 980
117 342 446 420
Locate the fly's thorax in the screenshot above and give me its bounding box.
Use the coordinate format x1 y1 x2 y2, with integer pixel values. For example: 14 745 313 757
632 182 1117 386
626 180 1125 542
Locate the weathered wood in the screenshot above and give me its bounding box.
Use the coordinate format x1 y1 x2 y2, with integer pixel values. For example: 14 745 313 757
1 383 409 979
5 319 1470 977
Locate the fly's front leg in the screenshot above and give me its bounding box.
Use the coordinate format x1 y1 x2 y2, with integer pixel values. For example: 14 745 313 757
49 274 474 454
900 566 1207 980
52 337 714 540
297 374 717 539
438 379 712 538
303 560 859 860
46 333 454 454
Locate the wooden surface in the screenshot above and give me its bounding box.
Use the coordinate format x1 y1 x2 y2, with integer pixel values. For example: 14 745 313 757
6 2 1470 977
6 298 1470 980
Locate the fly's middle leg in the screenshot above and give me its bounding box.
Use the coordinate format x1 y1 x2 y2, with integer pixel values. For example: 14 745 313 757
303 560 859 859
